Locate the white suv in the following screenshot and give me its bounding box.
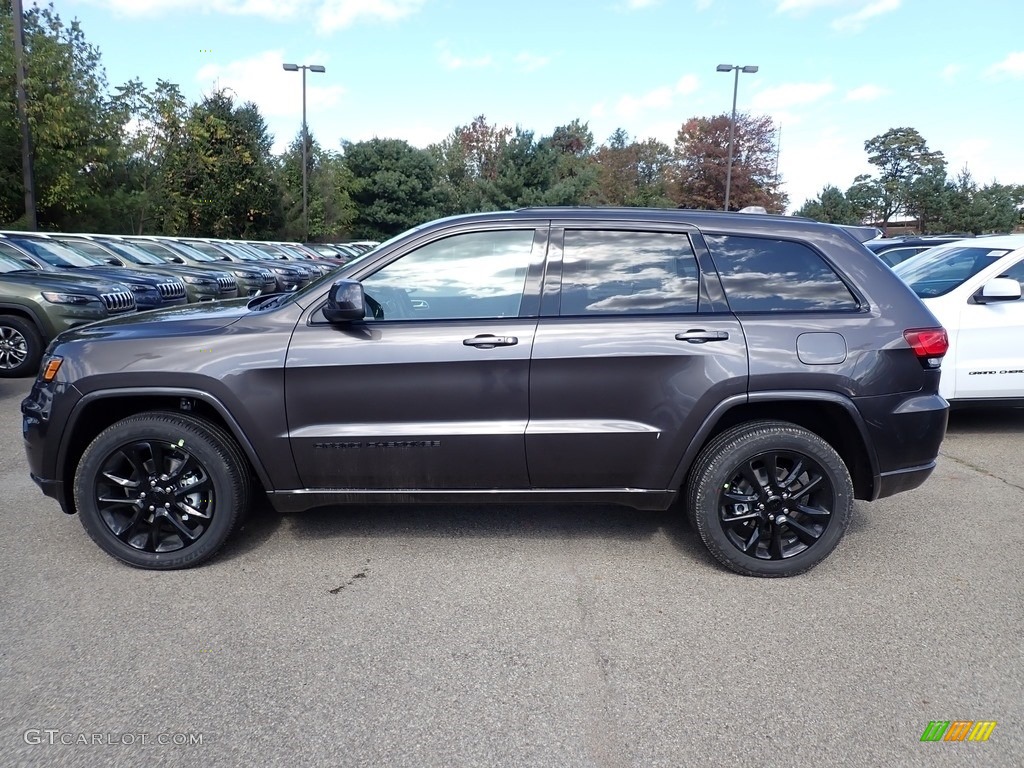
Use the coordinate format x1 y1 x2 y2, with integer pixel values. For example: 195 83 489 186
894 235 1024 405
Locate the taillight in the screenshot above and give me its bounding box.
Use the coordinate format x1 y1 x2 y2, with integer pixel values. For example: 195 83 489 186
904 328 948 369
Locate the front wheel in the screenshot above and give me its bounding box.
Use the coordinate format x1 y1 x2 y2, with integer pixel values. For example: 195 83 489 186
0 315 44 378
73 412 251 569
686 420 854 577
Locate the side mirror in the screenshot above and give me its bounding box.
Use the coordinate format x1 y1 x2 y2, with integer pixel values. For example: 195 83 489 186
106 258 120 266
323 279 366 323
973 277 1022 304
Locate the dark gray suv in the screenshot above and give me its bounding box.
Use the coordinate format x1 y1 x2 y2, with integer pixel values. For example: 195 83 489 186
22 208 950 576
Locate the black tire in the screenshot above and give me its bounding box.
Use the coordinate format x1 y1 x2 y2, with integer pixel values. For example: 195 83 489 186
73 411 252 569
0 314 44 378
685 420 854 577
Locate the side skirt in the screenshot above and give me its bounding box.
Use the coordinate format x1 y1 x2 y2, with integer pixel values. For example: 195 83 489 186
267 488 678 514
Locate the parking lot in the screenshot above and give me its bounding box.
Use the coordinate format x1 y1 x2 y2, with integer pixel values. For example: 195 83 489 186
0 375 1021 768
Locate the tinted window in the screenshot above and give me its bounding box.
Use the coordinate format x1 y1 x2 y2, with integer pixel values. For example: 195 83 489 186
704 234 859 312
560 230 699 315
361 230 536 321
894 246 1012 298
878 246 928 267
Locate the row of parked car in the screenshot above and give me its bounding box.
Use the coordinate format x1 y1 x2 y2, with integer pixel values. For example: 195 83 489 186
0 232 377 377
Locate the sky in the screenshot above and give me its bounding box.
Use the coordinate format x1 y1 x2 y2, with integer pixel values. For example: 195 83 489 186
58 0 1024 211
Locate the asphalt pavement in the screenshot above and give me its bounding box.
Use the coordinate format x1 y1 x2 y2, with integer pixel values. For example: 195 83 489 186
0 376 1021 767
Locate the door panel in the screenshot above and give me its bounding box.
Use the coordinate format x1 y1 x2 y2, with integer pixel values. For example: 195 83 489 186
527 316 747 488
526 227 747 490
953 258 1024 399
286 319 537 488
286 226 545 489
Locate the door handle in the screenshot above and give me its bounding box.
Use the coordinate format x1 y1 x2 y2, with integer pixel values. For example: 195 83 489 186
675 329 730 344
463 335 519 349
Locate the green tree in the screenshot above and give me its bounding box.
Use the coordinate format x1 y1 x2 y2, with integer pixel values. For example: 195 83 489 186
105 78 188 233
344 138 438 239
276 130 356 241
0 1 121 229
594 129 674 207
672 113 786 212
161 90 280 237
795 185 861 224
859 127 945 230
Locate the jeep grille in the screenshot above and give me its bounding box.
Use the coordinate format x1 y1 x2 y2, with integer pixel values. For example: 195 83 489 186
101 291 136 314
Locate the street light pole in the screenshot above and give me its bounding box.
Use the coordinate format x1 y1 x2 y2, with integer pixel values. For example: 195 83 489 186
716 63 758 212
283 63 326 242
12 0 37 230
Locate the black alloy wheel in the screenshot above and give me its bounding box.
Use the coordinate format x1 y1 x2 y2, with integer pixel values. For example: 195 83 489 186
717 450 834 561
686 420 854 577
74 412 251 569
93 439 215 553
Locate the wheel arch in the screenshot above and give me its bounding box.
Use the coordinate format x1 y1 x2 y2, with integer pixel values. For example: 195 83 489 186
0 303 46 335
57 388 273 514
671 391 879 501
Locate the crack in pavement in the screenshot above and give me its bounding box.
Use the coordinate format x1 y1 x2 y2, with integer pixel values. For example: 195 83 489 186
940 451 1024 495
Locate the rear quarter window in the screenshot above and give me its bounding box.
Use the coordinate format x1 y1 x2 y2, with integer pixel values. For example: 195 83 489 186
704 234 859 312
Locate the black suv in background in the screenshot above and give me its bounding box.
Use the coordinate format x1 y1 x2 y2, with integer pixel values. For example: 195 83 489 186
1 232 187 310
124 236 278 297
52 235 239 303
22 209 949 576
864 235 974 267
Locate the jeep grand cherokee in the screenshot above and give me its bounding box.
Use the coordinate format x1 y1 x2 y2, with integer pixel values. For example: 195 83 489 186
22 208 950 576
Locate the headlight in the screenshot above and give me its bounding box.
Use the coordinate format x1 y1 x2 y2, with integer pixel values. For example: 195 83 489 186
183 275 213 285
272 268 290 275
41 291 98 306
232 270 253 279
128 283 153 292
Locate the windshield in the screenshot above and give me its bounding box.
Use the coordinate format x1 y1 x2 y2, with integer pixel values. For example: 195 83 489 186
181 241 233 261
158 240 219 262
100 240 167 265
6 237 104 268
218 242 260 261
126 240 183 263
894 245 1012 298
0 253 32 273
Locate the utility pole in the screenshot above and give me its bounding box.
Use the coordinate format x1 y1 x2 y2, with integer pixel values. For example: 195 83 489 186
12 0 38 229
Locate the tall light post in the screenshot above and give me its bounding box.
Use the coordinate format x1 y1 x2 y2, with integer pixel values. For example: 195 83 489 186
12 0 37 230
282 63 326 241
716 63 758 212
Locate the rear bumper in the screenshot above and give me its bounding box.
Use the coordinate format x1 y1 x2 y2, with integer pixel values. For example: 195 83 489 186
855 392 948 501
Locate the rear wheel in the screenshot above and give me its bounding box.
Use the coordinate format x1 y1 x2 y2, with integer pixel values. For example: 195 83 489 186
686 420 854 577
0 315 43 378
73 412 251 569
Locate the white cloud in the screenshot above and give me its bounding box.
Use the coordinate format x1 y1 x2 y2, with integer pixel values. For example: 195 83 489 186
776 0 901 32
317 0 427 32
695 0 712 9
941 63 962 81
615 86 674 119
675 74 699 95
778 125 873 212
195 49 345 123
845 84 888 102
833 0 900 32
590 102 608 119
437 42 493 71
626 0 660 8
515 52 552 73
87 0 306 19
87 0 426 29
987 51 1024 78
751 82 834 112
